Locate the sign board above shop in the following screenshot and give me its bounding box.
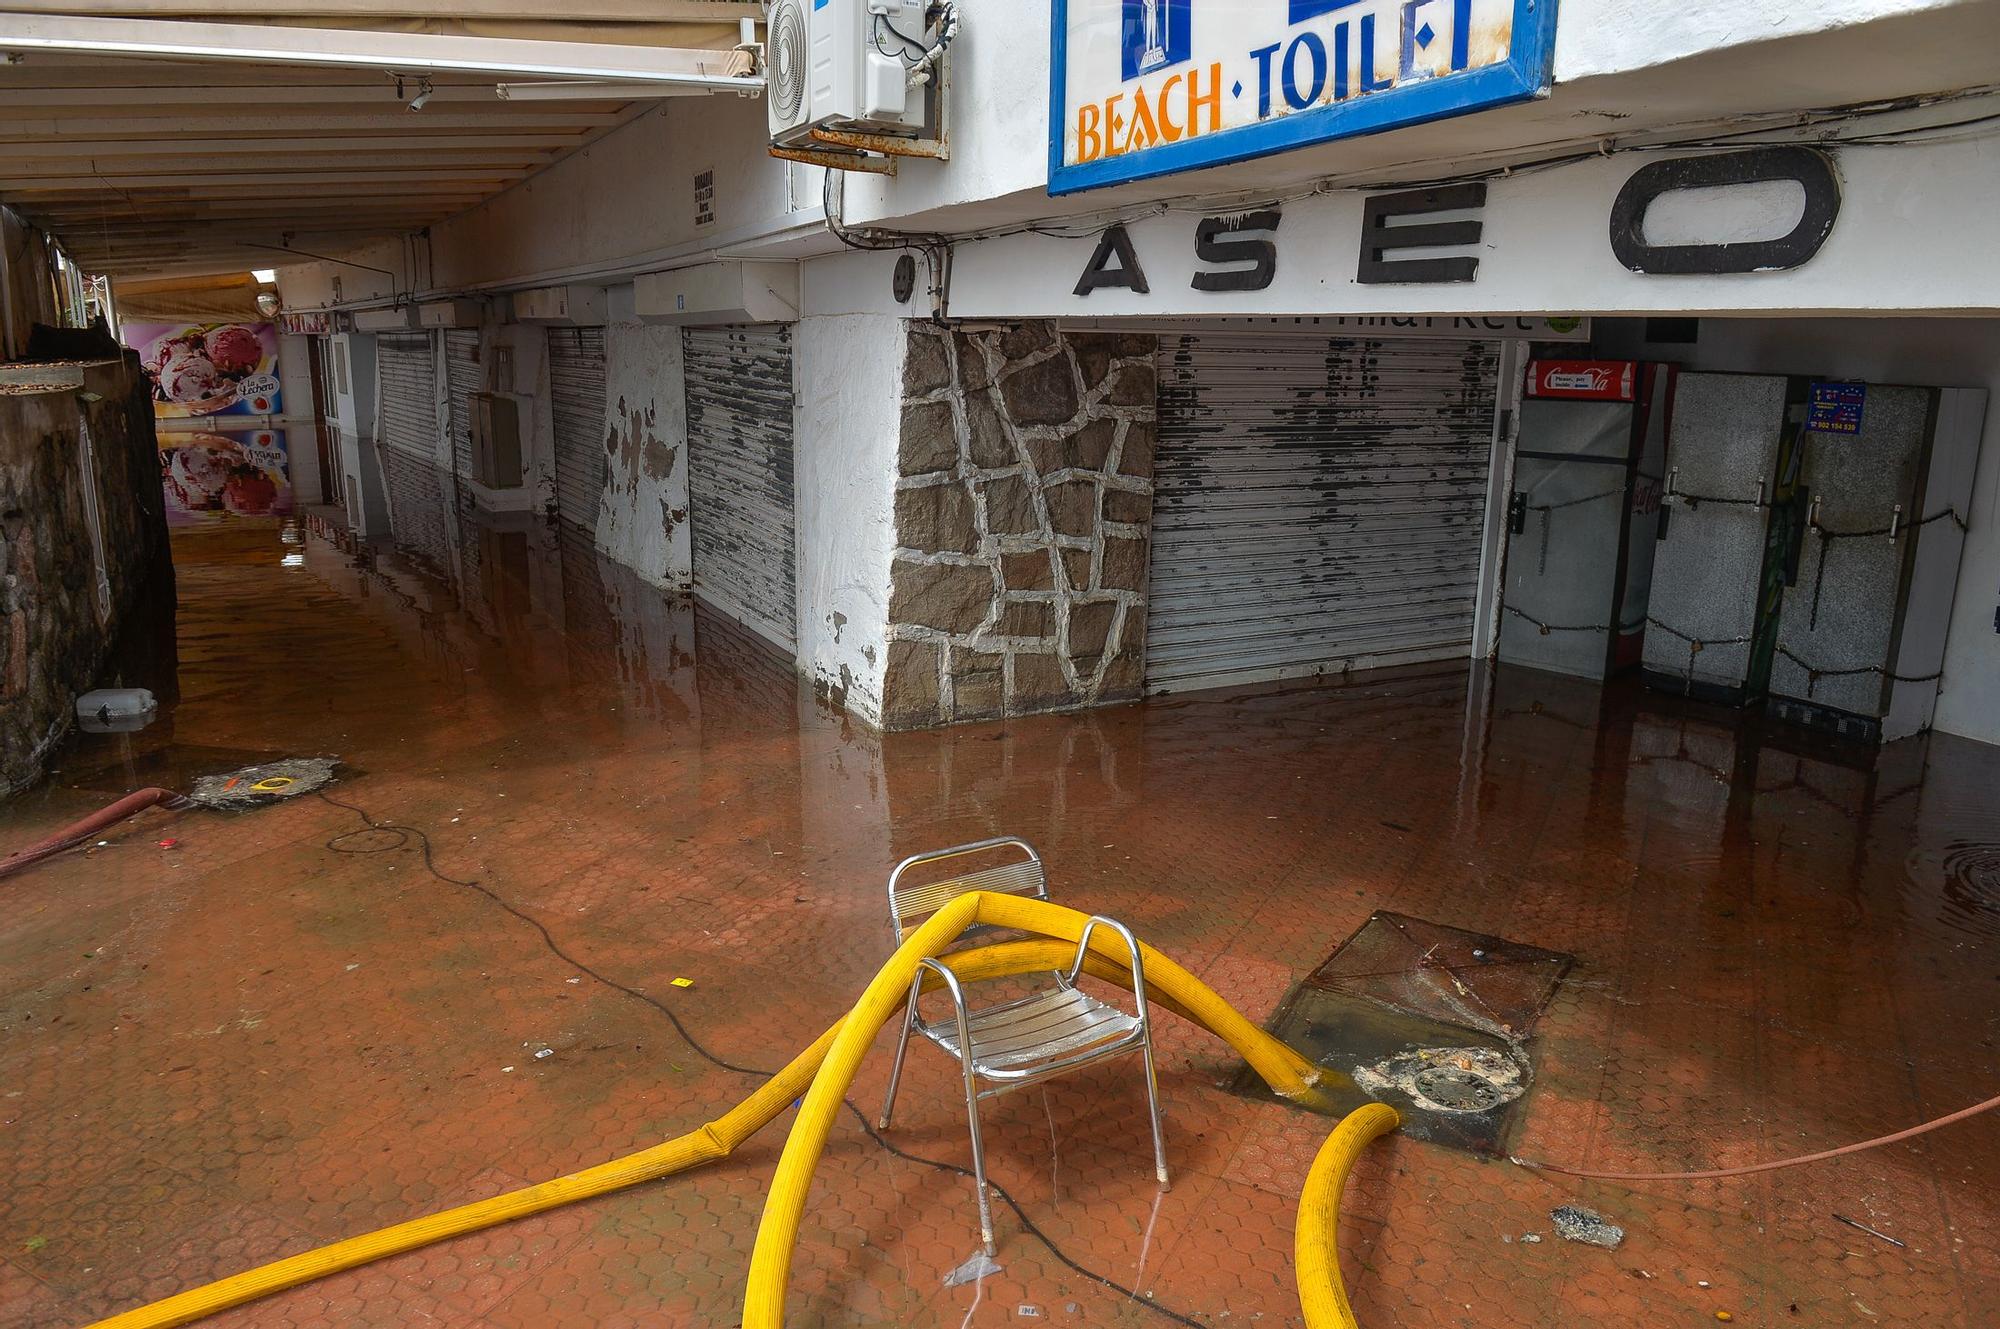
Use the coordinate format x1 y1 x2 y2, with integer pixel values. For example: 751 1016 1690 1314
1048 0 1559 194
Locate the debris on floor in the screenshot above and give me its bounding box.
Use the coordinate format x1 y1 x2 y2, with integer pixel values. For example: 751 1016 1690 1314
1353 1045 1527 1115
1550 1205 1626 1248
185 756 338 810
1833 1213 1906 1247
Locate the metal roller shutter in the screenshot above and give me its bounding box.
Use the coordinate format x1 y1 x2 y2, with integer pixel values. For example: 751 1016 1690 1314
444 329 481 481
376 333 438 463
548 326 608 534
1146 333 1501 694
683 324 797 650
381 447 452 575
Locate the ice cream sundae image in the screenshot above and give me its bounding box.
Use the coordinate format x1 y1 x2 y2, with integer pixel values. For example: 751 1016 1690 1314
203 323 263 375
152 338 228 403
160 432 292 523
137 322 273 414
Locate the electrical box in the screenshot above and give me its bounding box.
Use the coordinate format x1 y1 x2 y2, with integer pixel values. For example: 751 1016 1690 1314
766 0 931 147
418 299 483 329
509 285 605 325
470 391 524 489
633 262 800 326
351 306 417 332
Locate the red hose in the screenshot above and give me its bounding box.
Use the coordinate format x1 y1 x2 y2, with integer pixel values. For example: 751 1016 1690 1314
0 787 186 880
1513 1089 2000 1182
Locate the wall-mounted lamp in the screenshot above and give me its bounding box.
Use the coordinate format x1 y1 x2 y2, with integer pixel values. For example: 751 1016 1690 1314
394 74 433 111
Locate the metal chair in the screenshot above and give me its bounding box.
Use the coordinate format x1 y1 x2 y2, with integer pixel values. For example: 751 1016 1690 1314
876 836 1167 1254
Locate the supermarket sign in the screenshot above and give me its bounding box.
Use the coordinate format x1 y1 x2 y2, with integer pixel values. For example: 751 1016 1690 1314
1050 0 1558 195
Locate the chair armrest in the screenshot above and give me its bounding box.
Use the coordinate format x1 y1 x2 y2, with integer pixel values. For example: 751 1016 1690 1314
911 956 976 1058
1066 915 1151 1018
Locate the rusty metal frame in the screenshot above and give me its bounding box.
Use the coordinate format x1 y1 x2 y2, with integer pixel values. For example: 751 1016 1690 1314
766 143 896 175
806 126 948 161
764 51 950 175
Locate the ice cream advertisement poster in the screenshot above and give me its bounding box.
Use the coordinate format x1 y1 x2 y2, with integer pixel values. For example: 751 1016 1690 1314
125 320 281 419
160 429 294 525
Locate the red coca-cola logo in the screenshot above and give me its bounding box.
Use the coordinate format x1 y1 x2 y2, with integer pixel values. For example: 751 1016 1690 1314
1527 360 1636 401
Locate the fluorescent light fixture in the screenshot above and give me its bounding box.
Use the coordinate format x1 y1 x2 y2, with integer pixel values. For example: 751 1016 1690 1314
251 268 278 282
495 79 711 101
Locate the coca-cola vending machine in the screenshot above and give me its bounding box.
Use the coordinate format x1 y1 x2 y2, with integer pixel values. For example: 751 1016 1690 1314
1496 359 1674 681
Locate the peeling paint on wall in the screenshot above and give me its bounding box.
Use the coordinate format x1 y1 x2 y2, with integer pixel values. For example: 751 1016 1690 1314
596 321 691 591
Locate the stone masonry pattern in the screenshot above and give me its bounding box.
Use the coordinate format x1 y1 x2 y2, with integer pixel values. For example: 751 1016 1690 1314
0 355 172 795
883 321 1157 729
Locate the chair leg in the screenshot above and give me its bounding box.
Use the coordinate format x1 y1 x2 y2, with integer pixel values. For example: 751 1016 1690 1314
961 1069 997 1256
877 992 920 1131
1139 1030 1169 1188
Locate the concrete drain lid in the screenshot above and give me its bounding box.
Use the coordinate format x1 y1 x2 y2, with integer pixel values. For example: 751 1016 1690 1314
1354 1046 1527 1116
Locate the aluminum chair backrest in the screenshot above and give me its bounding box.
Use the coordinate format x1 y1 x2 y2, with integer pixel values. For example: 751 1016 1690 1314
887 836 1047 946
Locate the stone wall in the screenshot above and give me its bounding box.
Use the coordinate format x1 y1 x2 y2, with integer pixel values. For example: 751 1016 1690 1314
882 321 1156 729
0 355 173 794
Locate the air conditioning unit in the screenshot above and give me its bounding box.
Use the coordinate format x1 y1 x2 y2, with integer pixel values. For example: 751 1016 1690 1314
767 0 931 146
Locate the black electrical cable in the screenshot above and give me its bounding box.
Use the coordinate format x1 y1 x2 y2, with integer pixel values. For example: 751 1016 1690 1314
1499 604 1611 635
315 790 1204 1326
1811 506 1966 540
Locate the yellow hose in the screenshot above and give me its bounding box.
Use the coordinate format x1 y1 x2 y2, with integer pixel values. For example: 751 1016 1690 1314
741 891 1343 1326
1295 1103 1401 1329
86 891 1390 1329
85 1019 846 1329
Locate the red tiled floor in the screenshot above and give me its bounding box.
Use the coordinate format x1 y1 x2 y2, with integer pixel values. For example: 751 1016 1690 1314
2 514 1997 1327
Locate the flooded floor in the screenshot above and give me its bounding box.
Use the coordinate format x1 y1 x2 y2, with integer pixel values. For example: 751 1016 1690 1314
3 500 1999 1328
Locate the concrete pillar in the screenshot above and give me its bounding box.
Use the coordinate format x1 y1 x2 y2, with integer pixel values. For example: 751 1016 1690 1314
599 321 692 591
793 311 905 724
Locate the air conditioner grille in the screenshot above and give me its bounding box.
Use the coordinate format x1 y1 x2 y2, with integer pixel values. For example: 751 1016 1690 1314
770 0 808 125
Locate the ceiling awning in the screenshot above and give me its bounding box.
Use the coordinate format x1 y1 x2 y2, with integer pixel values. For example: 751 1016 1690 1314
0 4 765 281
0 2 763 48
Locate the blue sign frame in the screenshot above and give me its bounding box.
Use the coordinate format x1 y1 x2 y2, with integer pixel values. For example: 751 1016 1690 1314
1048 0 1560 196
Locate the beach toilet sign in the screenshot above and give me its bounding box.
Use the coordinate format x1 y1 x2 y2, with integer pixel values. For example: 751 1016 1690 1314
1049 0 1558 194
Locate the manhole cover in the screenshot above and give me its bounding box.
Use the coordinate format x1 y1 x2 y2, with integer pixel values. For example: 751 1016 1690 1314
1413 1066 1503 1112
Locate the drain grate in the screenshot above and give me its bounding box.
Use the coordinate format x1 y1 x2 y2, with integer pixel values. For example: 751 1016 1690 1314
1415 1065 1505 1113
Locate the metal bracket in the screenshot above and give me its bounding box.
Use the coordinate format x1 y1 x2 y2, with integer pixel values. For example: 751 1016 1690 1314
767 143 896 175
807 125 950 161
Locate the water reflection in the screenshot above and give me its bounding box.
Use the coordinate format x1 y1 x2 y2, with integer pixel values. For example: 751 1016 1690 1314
38 456 2000 963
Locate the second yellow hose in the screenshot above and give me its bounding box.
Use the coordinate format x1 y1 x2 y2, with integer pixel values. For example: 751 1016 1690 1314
1295 1102 1402 1329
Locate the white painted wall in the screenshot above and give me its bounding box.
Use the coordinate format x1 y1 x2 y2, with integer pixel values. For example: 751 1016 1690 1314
275 332 322 504
598 320 691 590
935 137 2000 319
426 97 815 295
793 312 904 723
1598 316 2000 746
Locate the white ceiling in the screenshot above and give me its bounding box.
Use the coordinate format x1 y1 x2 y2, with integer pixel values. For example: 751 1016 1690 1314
0 3 761 280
